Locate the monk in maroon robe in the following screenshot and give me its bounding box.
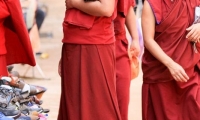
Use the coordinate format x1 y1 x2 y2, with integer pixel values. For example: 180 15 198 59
142 0 200 119
58 0 122 120
114 0 140 119
0 0 36 76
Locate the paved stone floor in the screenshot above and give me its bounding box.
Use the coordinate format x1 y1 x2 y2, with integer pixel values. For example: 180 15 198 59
14 0 144 119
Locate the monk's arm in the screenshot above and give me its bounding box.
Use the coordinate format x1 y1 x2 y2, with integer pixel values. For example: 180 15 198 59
125 6 140 56
68 0 115 17
142 0 189 82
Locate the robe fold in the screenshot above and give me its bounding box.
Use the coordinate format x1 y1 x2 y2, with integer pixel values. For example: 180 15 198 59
4 0 36 66
142 0 200 83
58 1 122 120
142 0 200 119
0 0 35 76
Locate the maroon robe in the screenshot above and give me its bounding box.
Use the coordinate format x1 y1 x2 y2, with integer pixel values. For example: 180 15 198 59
114 0 135 120
58 1 122 120
142 0 200 119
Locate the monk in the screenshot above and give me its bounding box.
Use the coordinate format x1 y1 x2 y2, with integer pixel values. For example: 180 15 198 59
114 0 140 119
0 0 36 77
57 0 122 120
142 0 200 119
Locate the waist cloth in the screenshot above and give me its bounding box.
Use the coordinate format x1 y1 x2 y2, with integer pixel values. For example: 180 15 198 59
58 43 121 120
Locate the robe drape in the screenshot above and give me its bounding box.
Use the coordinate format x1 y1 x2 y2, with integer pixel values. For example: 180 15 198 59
142 0 200 119
114 0 135 119
0 0 35 76
58 44 121 120
58 1 122 120
4 0 36 66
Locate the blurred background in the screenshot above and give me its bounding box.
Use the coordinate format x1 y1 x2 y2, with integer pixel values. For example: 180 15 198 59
14 0 144 119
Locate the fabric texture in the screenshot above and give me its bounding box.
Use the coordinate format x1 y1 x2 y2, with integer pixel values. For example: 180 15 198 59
114 0 136 119
58 44 121 120
142 0 200 119
0 55 8 76
142 0 200 83
114 0 135 43
62 8 116 44
4 0 36 66
0 0 10 55
115 39 131 120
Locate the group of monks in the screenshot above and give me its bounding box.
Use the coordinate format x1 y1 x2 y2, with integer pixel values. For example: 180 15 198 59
58 0 140 120
57 0 200 120
58 0 200 119
1 0 200 119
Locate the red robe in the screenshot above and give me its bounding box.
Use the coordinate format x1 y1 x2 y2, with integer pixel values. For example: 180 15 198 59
114 0 135 120
58 1 122 120
142 0 200 119
4 0 36 66
0 0 35 76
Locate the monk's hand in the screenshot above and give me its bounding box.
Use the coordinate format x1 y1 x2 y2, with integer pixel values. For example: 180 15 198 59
129 40 140 57
167 61 189 82
186 23 200 43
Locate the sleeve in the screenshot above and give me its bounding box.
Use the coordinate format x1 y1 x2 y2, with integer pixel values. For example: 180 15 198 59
117 0 134 16
147 0 162 24
131 0 136 7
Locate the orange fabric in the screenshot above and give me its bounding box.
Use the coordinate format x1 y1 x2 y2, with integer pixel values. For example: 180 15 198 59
128 50 139 79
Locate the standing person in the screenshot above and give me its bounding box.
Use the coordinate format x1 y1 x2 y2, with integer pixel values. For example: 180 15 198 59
114 0 140 120
0 0 36 77
142 0 200 119
58 0 121 120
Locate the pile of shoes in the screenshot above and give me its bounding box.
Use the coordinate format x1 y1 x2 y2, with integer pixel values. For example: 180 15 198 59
0 65 49 120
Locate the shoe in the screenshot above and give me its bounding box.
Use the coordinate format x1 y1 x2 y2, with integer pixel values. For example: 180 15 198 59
6 65 14 73
1 77 47 98
28 96 43 105
0 86 13 108
0 112 14 120
20 104 43 114
16 116 31 120
0 107 21 119
30 85 47 99
9 71 20 78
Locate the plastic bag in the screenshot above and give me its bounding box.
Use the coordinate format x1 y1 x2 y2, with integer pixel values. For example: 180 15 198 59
128 49 139 80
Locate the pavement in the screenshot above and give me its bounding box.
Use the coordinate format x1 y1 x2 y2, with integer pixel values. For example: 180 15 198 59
13 0 144 120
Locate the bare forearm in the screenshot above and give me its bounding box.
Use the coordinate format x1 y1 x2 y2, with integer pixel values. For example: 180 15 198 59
125 6 139 42
142 1 173 67
72 0 115 17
